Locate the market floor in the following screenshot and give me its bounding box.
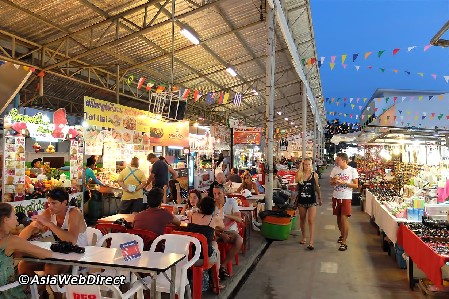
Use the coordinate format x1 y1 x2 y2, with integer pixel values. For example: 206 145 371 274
234 167 425 299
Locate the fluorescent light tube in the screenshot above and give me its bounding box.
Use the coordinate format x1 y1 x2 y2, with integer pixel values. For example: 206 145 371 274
180 28 200 45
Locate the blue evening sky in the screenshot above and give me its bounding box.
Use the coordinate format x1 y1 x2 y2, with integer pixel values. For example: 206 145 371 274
310 0 449 123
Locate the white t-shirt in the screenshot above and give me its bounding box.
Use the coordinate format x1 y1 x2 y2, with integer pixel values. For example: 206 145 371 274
330 166 359 199
215 197 240 232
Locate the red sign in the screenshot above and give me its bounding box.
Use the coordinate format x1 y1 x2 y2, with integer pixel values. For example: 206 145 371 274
233 127 262 145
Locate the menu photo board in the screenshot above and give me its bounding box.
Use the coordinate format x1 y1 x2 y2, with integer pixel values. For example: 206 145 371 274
3 136 26 202
69 140 84 191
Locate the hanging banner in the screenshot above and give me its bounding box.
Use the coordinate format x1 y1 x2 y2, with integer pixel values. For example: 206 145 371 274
233 127 262 145
84 96 189 147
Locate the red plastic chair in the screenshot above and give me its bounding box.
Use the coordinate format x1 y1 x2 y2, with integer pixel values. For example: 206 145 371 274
94 223 128 248
217 218 245 276
172 231 220 299
95 223 127 235
126 228 158 251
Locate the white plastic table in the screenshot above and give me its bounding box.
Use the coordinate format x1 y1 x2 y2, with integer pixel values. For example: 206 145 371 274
21 241 185 299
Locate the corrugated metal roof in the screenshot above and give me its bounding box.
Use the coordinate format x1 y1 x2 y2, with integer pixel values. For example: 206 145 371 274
0 0 324 132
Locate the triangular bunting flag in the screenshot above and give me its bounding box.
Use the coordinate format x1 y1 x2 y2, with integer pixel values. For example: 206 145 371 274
137 77 146 90
408 46 416 52
387 116 390 120
330 63 335 70
366 107 370 111
352 53 359 62
380 68 385 72
358 106 363 110
320 57 325 64
429 95 434 101
377 98 381 103
432 74 437 80
356 98 360 103
401 97 406 102
344 98 347 102
446 115 449 120
417 73 424 77
145 81 155 91
350 98 353 103
218 92 224 104
361 115 365 120
341 54 347 64
364 52 372 59
181 88 190 99
336 102 340 106
342 64 347 69
301 58 306 66
394 116 397 120
377 50 385 58
418 96 423 101
350 104 354 109
205 92 215 104
414 116 419 120
374 108 378 112
194 90 202 102
385 97 389 103
438 114 444 120
393 97 397 103
344 103 347 107
331 56 336 63
310 57 316 65
318 61 322 68
363 98 367 102
356 115 359 119
431 112 436 117
355 65 360 71
444 76 449 83
424 44 433 52
393 70 398 73
223 92 230 104
439 94 444 100
393 48 400 55
398 110 403 114
367 66 373 69
156 85 165 93
405 71 411 75
422 116 426 120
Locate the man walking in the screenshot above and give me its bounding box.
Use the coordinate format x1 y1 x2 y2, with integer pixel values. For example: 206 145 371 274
330 153 358 251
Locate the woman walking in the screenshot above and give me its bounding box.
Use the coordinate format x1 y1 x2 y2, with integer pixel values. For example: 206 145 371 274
295 158 322 250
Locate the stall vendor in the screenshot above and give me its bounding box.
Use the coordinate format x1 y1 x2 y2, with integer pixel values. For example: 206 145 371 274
30 158 42 169
85 157 105 202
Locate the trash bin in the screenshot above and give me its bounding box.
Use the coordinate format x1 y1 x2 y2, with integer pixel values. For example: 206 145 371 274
261 215 292 240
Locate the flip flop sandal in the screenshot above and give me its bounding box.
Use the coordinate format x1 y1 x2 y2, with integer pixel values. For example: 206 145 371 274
299 239 306 244
338 236 343 243
338 244 348 251
219 268 230 278
307 244 314 250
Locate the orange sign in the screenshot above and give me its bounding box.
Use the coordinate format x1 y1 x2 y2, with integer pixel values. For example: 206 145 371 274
148 121 189 147
233 127 262 145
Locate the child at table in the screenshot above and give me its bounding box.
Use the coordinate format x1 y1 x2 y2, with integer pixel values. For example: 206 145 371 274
0 203 52 298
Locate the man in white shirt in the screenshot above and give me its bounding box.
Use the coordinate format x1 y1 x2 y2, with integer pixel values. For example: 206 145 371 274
330 153 359 252
213 185 243 279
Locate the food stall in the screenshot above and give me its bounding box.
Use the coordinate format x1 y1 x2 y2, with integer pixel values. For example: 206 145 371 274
83 96 190 213
2 107 84 216
189 127 214 192
233 127 263 172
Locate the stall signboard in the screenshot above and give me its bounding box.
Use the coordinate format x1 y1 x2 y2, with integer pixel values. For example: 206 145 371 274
84 96 189 147
189 133 213 152
212 126 231 150
233 127 262 145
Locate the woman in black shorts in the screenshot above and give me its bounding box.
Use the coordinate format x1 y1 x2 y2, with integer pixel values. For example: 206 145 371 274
295 158 322 250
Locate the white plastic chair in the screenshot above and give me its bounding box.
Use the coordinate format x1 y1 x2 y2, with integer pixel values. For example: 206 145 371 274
0 281 39 298
85 227 103 246
66 281 141 299
97 232 144 285
141 234 201 299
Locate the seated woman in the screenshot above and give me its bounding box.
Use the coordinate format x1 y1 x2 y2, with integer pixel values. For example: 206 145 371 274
180 189 201 216
0 203 52 298
184 196 222 287
18 188 88 299
236 173 259 195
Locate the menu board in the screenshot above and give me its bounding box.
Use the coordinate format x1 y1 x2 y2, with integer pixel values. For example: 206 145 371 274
84 141 103 156
102 142 117 173
3 136 26 202
70 140 83 192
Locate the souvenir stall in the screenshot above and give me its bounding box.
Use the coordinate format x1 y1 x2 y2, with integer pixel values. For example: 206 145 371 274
1 107 84 216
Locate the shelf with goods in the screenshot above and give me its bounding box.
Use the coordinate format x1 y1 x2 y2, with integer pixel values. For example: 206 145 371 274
2 108 84 212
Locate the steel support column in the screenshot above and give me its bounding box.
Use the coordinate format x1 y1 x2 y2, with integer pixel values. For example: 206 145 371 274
265 4 276 211
302 81 307 159
312 107 317 168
